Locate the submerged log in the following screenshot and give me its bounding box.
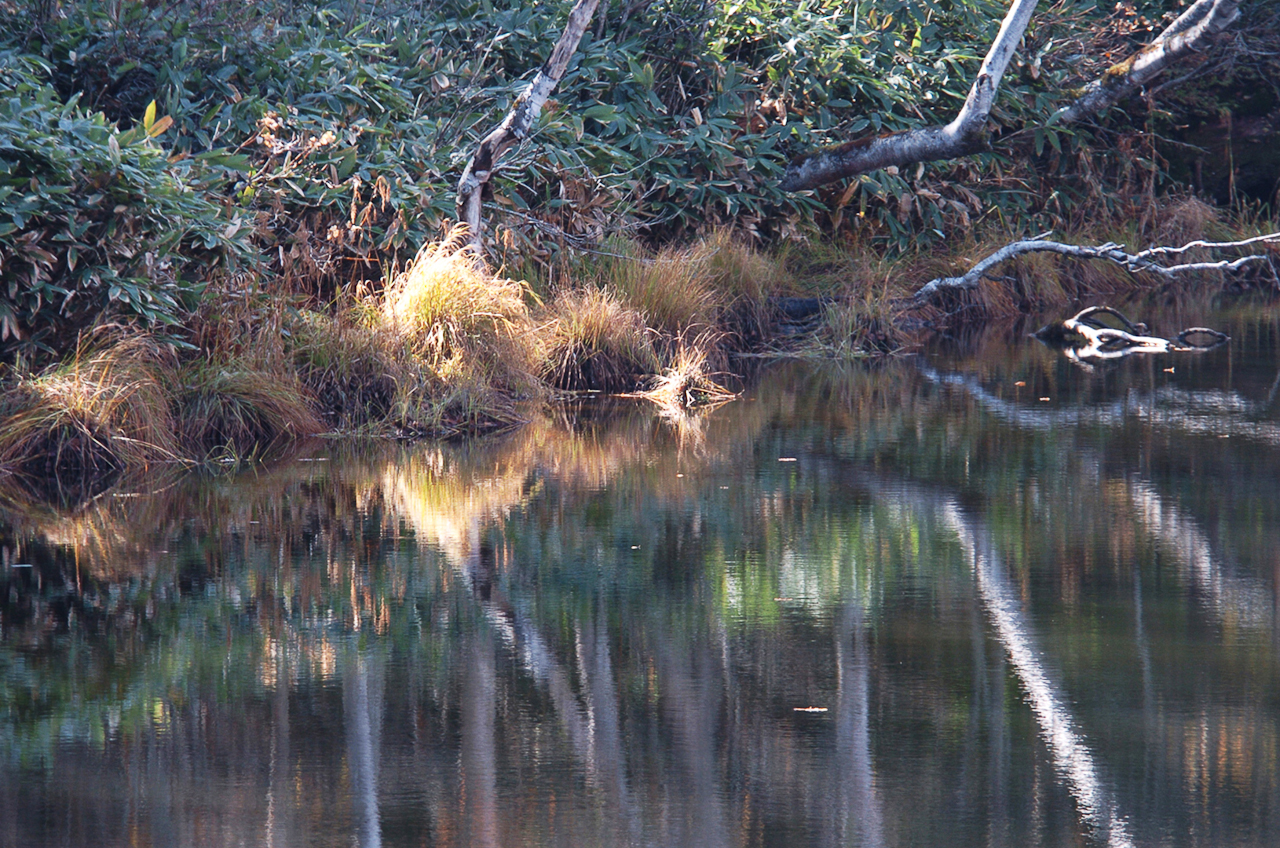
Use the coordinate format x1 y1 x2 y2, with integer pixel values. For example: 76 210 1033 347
1034 305 1229 367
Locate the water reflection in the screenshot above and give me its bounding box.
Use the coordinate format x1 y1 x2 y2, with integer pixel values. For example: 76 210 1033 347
2 305 1280 846
943 499 1135 848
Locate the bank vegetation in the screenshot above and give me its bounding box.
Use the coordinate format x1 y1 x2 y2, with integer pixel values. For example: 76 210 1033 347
2 0 1279 482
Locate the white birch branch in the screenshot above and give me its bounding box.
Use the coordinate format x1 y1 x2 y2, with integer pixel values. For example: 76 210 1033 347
779 0 1245 193
779 0 1042 192
456 0 602 253
1056 0 1243 125
912 232 1280 305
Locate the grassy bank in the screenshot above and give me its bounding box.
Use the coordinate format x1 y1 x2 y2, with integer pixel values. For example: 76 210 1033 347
4 194 1277 488
2 0 1278 485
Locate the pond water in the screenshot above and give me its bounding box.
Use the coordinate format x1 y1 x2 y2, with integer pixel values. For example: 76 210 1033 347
3 301 1280 847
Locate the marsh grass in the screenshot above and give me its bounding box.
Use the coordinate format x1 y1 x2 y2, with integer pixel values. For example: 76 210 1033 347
701 229 798 341
0 337 180 478
380 226 545 429
176 362 323 455
3 203 1275 490
287 309 402 431
639 331 738 411
597 238 719 335
542 286 658 392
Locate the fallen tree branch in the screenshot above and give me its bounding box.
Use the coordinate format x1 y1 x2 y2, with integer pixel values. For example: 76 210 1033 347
1035 305 1229 367
456 0 602 253
911 232 1280 305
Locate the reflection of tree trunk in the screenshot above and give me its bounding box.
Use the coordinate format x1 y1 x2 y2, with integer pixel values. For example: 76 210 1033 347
834 602 885 848
918 360 1280 445
944 501 1136 848
655 639 731 848
462 523 638 828
145 701 177 848
1126 477 1273 630
345 652 384 848
576 608 642 844
267 644 293 848
461 636 500 848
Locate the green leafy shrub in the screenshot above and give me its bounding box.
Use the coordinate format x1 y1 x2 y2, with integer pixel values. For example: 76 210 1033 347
0 55 252 356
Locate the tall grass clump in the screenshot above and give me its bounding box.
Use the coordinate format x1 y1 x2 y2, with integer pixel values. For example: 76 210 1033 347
542 286 658 392
175 362 323 457
597 239 719 336
380 226 545 431
700 229 797 341
0 337 179 477
286 309 403 432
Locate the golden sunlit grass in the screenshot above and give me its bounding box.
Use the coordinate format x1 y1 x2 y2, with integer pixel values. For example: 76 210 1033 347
639 330 738 411
596 238 719 335
380 225 545 429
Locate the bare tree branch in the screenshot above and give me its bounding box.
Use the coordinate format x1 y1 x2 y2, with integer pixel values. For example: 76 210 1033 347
779 0 1042 192
911 232 1280 305
456 0 602 253
1056 0 1243 124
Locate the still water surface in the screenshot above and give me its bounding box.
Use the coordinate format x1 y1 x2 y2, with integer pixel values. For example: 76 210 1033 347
3 302 1280 847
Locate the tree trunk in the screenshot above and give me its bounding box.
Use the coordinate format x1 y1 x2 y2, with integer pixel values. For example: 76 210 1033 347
456 0 602 254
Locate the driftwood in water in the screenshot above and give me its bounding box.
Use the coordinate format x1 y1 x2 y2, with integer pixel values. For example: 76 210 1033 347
1034 306 1228 367
912 233 1280 306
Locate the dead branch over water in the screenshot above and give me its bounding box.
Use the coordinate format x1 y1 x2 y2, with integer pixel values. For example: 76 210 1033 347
911 232 1280 306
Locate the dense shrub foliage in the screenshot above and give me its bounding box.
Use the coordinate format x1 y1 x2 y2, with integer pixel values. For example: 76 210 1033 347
0 52 252 352
1 0 1275 357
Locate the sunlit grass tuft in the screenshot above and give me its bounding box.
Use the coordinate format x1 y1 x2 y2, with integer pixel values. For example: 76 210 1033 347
596 238 718 335
380 225 545 429
640 330 737 411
